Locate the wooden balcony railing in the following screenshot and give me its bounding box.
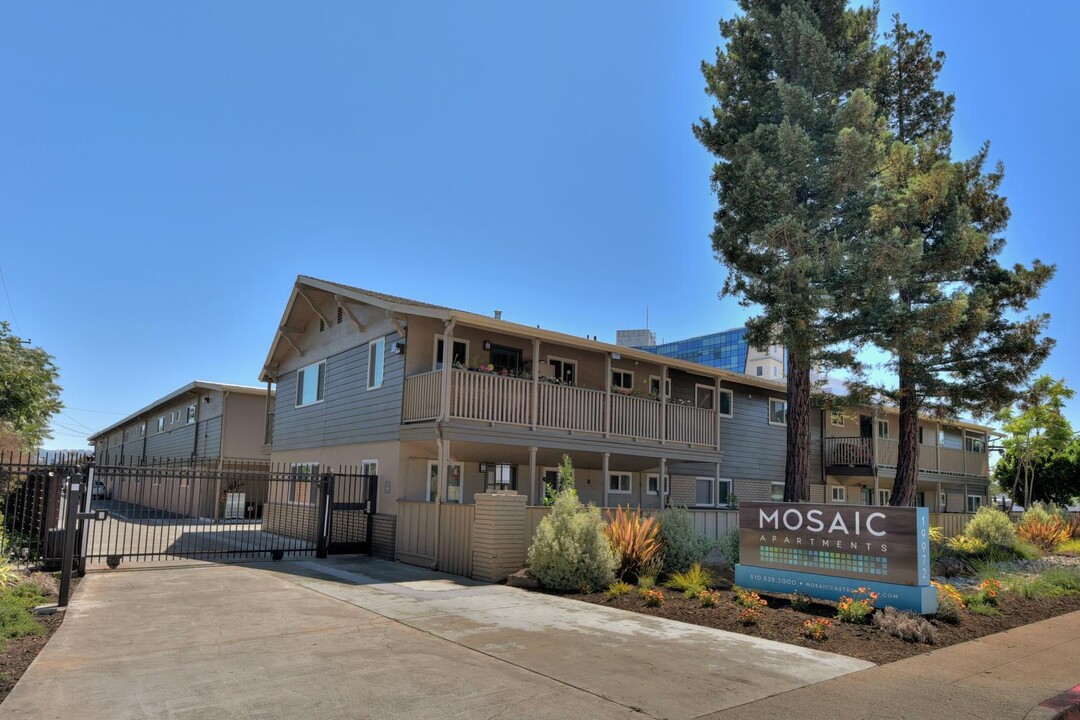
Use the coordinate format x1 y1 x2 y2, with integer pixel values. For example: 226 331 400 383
402 369 717 447
824 436 873 466
826 435 988 477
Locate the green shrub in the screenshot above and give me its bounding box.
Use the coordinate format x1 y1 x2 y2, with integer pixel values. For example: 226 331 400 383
1012 541 1043 560
789 592 811 612
717 528 739 566
656 507 713 574
527 465 619 592
0 564 18 591
967 598 998 616
872 607 936 644
836 588 877 624
605 581 634 600
665 562 715 599
946 534 989 557
964 507 1017 549
1056 539 1080 556
636 574 656 590
932 582 964 623
605 506 663 582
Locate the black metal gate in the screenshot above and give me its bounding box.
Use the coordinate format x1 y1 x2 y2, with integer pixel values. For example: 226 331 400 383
0 454 378 570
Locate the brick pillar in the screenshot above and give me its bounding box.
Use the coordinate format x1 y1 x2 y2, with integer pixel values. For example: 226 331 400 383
472 491 527 582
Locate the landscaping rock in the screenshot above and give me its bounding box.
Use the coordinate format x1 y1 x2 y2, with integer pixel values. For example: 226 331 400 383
506 568 541 589
700 548 734 578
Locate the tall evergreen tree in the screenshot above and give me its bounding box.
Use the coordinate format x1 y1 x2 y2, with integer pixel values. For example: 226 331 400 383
853 17 1055 506
0 321 63 450
694 0 881 500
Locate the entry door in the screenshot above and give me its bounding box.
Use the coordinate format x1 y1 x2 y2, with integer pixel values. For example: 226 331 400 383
859 415 873 438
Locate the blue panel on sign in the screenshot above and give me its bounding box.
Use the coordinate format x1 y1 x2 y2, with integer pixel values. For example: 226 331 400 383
735 564 938 615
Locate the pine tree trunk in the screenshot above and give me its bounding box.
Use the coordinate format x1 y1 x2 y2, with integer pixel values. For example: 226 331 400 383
783 352 811 502
891 356 919 506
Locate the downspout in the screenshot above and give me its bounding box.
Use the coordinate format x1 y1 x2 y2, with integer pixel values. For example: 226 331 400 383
433 318 456 570
212 391 229 521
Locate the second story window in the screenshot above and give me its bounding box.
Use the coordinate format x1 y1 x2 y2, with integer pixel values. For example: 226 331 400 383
612 370 634 390
296 361 326 406
157 417 165 432
434 337 469 370
830 411 844 427
877 420 890 440
186 405 196 424
718 389 733 417
490 345 522 373
368 337 386 389
965 434 986 453
768 399 787 426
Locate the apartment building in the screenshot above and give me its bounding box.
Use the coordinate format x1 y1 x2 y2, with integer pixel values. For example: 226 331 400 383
632 327 787 381
260 277 992 538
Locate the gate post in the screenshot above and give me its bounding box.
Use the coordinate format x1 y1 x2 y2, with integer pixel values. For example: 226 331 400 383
59 471 85 607
77 462 95 577
315 472 333 559
366 475 378 557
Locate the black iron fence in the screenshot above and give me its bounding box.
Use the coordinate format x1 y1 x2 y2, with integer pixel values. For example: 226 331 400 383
0 453 378 569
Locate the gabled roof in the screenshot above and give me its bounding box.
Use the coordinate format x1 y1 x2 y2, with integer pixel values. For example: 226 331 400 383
87 381 271 442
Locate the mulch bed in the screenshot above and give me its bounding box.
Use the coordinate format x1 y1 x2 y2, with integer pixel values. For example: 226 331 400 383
558 585 1080 665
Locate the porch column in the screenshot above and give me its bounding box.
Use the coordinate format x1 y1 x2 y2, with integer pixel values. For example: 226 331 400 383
871 407 880 468
714 377 722 452
935 422 942 470
659 457 667 509
602 452 610 508
963 482 968 514
873 474 880 505
659 366 668 444
440 320 456 422
715 462 721 506
529 446 538 505
937 481 944 512
604 352 612 438
531 338 540 430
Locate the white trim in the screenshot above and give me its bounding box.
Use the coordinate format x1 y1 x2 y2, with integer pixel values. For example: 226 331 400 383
426 460 464 504
361 459 379 476
830 411 844 427
649 375 672 399
878 488 892 506
612 369 634 390
646 473 669 496
967 494 983 513
830 485 846 502
768 398 787 426
694 476 732 507
607 471 632 494
288 462 320 505
368 336 386 389
694 383 715 410
877 419 890 440
433 335 470 371
717 388 733 418
295 361 326 407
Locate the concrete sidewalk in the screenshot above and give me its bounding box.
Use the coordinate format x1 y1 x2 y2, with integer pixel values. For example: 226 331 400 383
1 558 870 720
705 608 1080 720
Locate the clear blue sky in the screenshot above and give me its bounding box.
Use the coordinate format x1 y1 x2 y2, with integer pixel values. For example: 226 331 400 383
0 2 1075 449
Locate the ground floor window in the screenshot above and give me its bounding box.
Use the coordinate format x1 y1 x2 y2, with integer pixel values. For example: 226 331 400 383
770 482 784 501
289 462 320 505
695 477 731 507
878 489 892 506
831 485 846 503
426 461 464 503
647 473 669 497
608 472 632 494
967 494 983 513
915 491 926 508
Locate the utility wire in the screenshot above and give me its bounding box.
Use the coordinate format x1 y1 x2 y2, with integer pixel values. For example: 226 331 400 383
0 265 21 334
60 411 96 432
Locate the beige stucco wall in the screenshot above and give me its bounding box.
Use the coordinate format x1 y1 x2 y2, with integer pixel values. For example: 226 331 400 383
222 391 272 459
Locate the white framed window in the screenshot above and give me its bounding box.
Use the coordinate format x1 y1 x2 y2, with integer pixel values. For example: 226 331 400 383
426 461 463 503
296 361 326 406
770 482 784 501
878 489 892 506
918 426 926 445
368 337 386 389
768 399 787 426
612 370 634 390
186 404 196 424
139 423 146 439
695 477 732 507
877 420 890 440
484 463 516 492
361 459 378 476
967 494 983 513
831 485 846 502
940 492 948 510
695 384 715 409
646 473 669 496
549 356 577 385
649 375 671 399
965 434 986 453
830 411 844 427
608 472 632 494
433 336 469 371
289 462 320 505
718 389 733 417
157 417 165 432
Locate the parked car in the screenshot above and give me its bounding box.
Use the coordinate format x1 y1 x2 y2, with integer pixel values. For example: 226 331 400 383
92 479 109 499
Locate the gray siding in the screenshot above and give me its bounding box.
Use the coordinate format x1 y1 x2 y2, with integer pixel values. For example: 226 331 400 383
272 332 404 452
196 416 222 458
718 382 787 482
145 424 196 459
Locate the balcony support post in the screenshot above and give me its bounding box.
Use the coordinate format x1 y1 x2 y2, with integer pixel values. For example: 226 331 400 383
714 377 722 452
529 446 538 505
602 452 610 508
440 320 456 422
873 474 880 505
936 422 942 471
937 481 944 512
659 366 668 445
658 457 667 509
531 339 540 430
604 352 612 438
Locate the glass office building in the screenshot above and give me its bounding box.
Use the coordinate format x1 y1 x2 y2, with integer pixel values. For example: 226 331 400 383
634 328 751 373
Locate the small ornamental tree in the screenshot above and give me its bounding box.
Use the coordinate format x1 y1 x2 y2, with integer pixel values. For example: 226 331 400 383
996 376 1074 507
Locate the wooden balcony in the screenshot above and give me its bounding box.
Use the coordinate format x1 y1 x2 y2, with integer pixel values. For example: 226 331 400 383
402 369 717 448
826 436 988 478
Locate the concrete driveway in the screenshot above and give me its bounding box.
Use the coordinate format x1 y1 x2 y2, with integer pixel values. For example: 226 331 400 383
3 558 871 719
